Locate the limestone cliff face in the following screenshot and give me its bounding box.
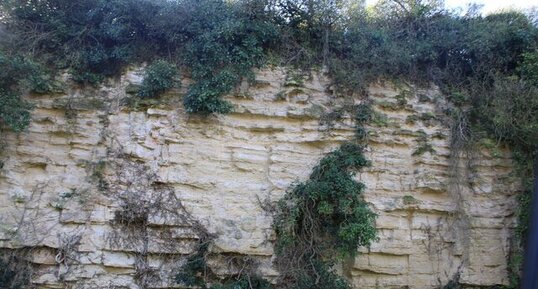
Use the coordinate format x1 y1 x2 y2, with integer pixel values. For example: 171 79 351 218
0 68 520 288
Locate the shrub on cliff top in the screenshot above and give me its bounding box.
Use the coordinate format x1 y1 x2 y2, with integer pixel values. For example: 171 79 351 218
2 0 538 118
138 60 179 98
1 0 278 113
180 0 278 113
0 52 50 132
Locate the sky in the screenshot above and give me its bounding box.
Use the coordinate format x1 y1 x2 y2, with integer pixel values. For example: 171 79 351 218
365 0 538 14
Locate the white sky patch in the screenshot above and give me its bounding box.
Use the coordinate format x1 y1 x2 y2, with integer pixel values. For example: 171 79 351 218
365 0 538 14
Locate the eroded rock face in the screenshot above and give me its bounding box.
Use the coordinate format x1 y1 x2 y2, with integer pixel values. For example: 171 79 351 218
0 68 519 288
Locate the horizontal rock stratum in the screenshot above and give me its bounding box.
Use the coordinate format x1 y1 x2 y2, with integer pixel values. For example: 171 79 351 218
0 67 519 288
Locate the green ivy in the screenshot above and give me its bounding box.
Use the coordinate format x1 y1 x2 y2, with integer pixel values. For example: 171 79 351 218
291 260 350 289
210 276 272 289
274 142 377 288
3 0 538 120
1 2 537 286
1 0 278 114
0 52 51 132
0 249 32 289
0 90 32 132
175 240 272 289
355 103 373 140
138 60 179 98
176 242 209 287
183 71 236 114
180 0 277 113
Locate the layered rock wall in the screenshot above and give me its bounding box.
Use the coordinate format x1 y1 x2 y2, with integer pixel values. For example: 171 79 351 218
0 68 519 288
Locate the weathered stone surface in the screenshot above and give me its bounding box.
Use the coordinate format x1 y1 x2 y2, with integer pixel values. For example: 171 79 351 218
0 68 519 288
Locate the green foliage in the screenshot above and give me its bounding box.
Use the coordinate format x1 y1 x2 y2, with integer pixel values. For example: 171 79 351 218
1 0 278 112
210 276 272 289
290 260 350 289
455 64 537 289
274 142 377 287
403 195 419 205
0 90 32 132
503 149 535 288
183 73 235 114
276 142 376 255
0 51 51 132
138 60 179 98
471 77 538 155
413 131 436 156
176 242 209 287
1 2 536 287
519 50 538 85
517 191 532 242
355 103 373 140
0 53 40 89
2 0 151 84
329 1 447 92
328 2 538 96
87 160 108 192
1 1 536 287
413 143 436 156
0 249 32 289
180 0 278 113
176 241 271 289
3 0 538 119
371 111 390 127
448 91 468 107
355 104 373 124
